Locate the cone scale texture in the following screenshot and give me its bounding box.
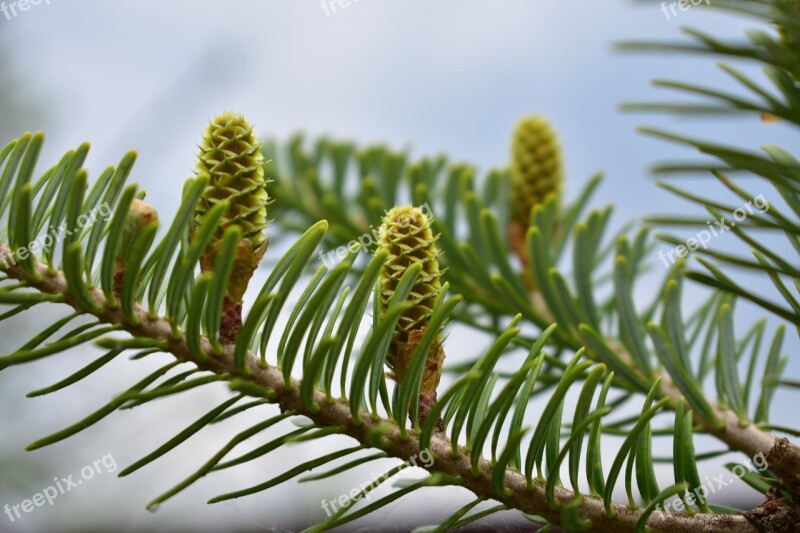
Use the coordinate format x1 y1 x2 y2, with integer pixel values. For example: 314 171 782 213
510 116 563 225
194 113 270 343
378 205 445 426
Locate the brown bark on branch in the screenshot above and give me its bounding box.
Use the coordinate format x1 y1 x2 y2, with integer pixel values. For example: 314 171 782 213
0 244 775 533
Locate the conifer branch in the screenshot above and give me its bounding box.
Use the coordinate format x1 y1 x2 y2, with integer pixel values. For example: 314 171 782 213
0 242 761 533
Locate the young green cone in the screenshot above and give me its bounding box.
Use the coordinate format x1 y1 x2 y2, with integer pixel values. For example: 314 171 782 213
507 116 564 271
378 205 445 427
510 116 563 223
194 112 270 343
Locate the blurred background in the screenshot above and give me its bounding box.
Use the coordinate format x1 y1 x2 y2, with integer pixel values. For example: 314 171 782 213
0 1 797 531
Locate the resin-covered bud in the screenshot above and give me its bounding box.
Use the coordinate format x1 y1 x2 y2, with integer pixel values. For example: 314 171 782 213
115 199 158 295
118 199 158 266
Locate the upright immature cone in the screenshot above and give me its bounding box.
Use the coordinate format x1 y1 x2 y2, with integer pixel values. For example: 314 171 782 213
507 116 564 270
510 116 563 225
194 112 270 343
378 205 445 427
